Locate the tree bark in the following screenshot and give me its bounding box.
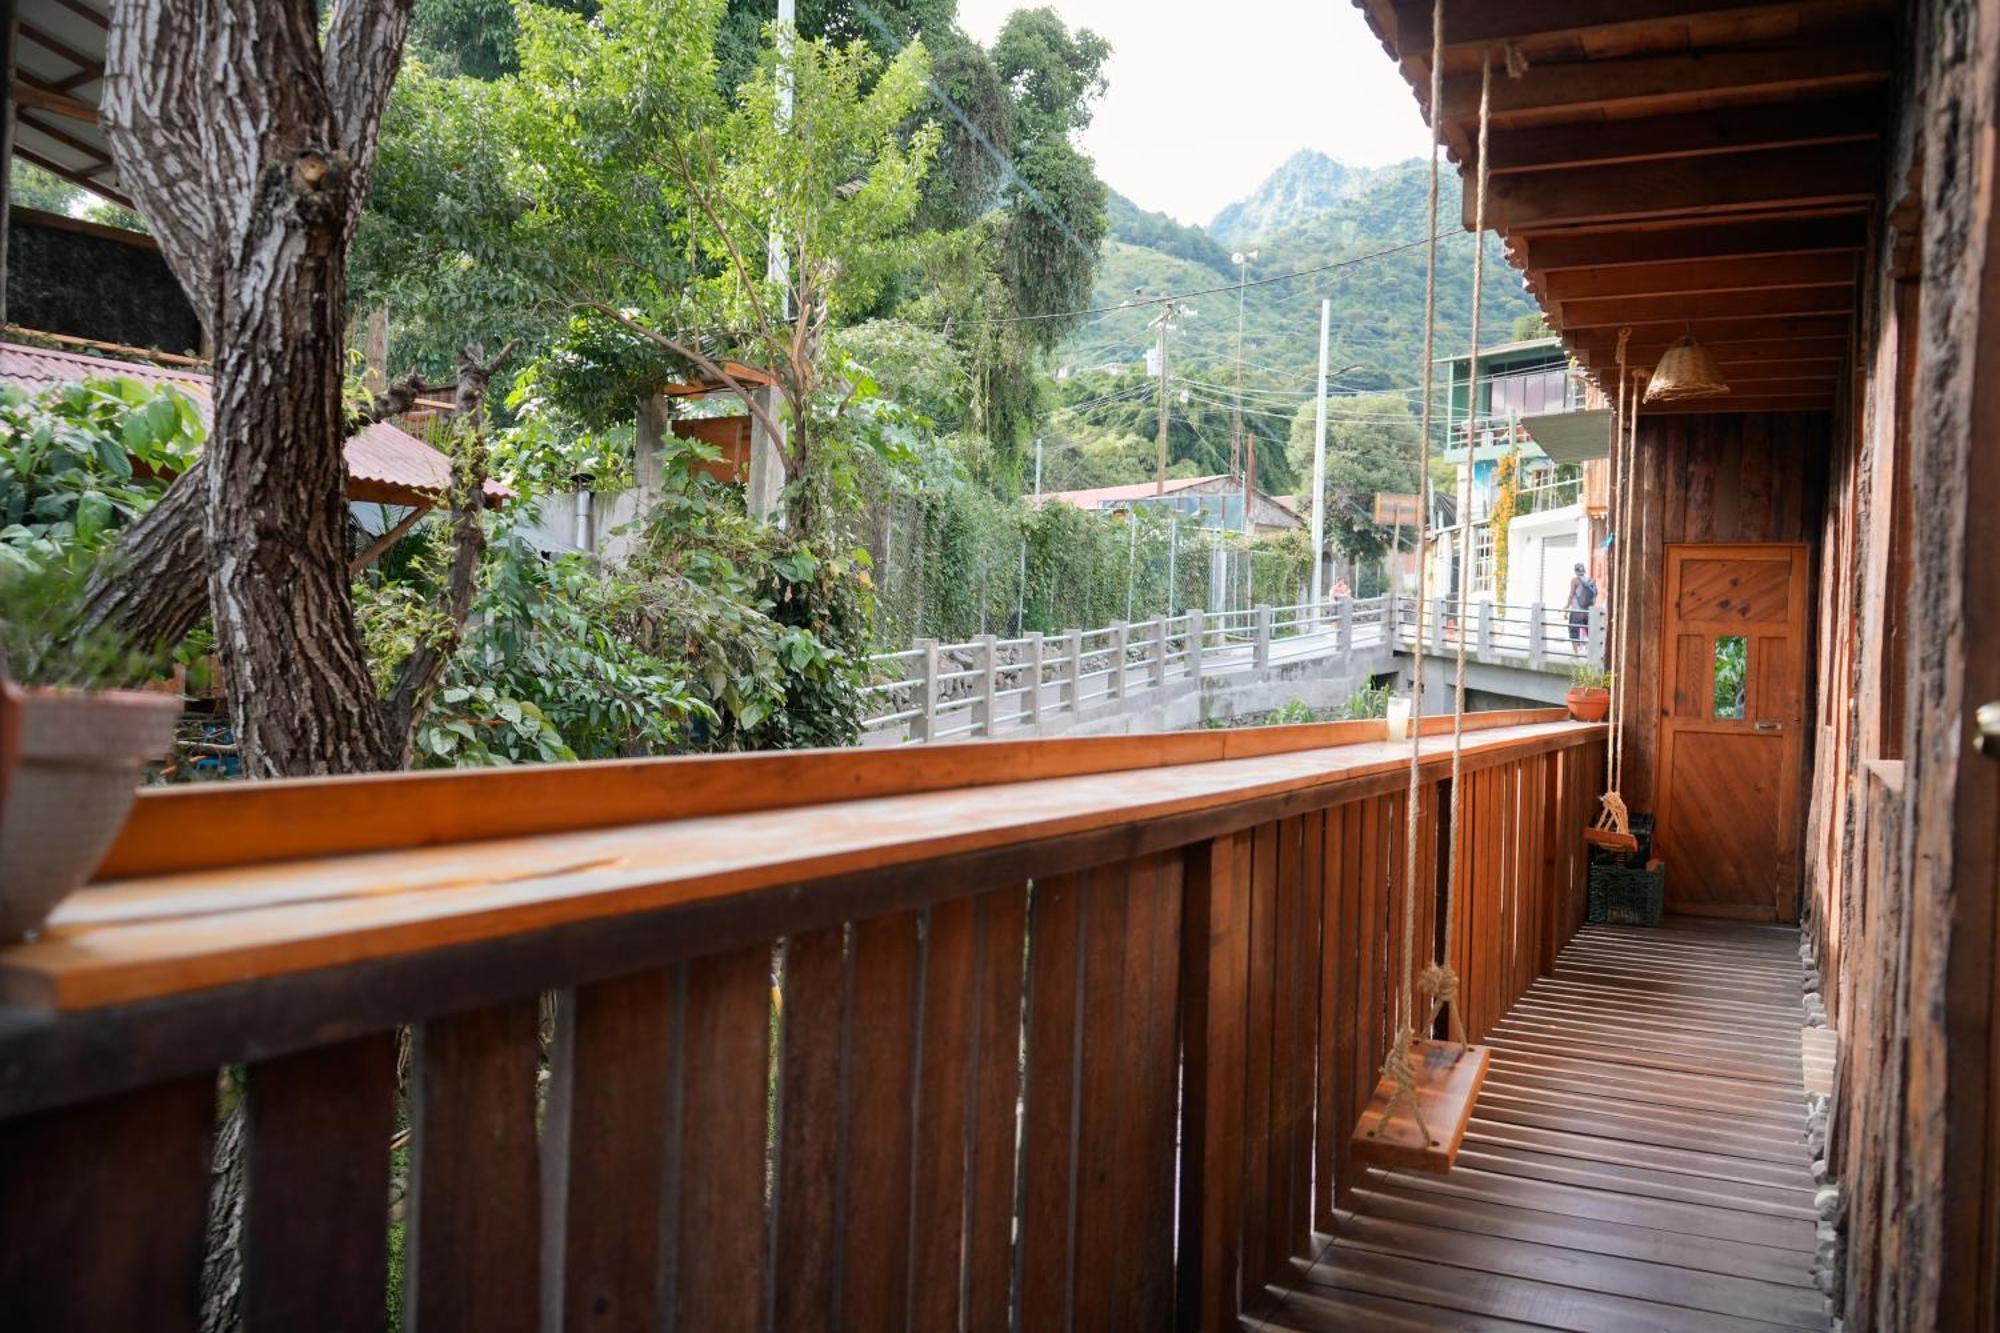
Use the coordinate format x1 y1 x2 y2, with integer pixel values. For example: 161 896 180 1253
102 0 415 778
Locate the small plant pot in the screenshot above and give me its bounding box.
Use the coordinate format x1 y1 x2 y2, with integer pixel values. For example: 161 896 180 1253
0 685 180 941
1565 686 1611 723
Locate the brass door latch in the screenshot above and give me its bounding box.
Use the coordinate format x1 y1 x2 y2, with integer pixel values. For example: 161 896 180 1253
1979 702 2000 759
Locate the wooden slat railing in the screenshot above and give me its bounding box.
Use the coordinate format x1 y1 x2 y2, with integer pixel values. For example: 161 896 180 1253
0 713 1603 1332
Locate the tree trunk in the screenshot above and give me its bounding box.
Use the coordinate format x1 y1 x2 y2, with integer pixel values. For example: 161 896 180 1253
101 0 414 778
203 166 399 775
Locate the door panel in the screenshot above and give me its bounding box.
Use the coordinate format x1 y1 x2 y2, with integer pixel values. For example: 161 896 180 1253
1667 732 1782 912
1655 544 1809 920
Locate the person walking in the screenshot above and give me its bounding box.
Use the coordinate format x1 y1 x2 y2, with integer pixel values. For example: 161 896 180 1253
1565 562 1597 655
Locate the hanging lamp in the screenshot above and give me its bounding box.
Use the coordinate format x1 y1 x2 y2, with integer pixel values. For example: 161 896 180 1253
1644 331 1730 402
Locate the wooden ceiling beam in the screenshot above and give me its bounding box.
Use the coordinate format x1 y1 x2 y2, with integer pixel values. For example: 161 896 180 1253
1514 213 1868 270
1570 330 1852 359
1439 45 1890 125
1395 0 1865 57
1540 251 1860 301
1565 316 1850 356
17 20 99 75
1481 141 1876 231
1486 97 1880 174
12 147 133 211
1639 394 1834 413
1552 283 1854 329
13 77 100 126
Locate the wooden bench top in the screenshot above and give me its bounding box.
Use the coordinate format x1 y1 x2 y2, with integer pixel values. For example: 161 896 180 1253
0 719 1601 1012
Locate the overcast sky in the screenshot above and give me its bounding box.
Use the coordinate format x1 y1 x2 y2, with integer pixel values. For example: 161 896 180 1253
953 0 1432 226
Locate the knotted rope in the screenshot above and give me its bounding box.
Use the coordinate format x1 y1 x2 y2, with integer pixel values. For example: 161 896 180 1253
1595 329 1637 837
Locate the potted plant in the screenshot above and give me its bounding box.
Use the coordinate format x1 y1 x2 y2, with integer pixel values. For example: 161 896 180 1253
0 561 181 941
1565 662 1613 723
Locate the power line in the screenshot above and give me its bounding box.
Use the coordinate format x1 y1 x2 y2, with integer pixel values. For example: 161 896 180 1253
929 231 1450 331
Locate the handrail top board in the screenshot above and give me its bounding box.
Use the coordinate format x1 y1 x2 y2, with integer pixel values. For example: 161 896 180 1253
0 720 1601 1013
97 708 1570 880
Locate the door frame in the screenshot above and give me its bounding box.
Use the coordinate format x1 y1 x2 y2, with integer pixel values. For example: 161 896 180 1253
1653 541 1811 921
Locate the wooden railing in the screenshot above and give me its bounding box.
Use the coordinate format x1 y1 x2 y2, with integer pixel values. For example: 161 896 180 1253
0 713 1603 1332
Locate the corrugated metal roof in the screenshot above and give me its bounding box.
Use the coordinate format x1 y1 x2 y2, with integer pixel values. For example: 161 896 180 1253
1522 408 1614 465
0 340 504 507
1033 475 1230 507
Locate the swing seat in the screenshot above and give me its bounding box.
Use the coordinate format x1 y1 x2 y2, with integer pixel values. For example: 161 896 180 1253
1583 826 1640 854
1349 1039 1492 1173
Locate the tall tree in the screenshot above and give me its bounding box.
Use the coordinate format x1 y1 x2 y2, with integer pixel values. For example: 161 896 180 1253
99 0 419 775
1287 393 1423 565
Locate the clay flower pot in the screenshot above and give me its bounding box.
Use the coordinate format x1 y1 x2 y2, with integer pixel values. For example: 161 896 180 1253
1564 686 1611 723
0 684 179 941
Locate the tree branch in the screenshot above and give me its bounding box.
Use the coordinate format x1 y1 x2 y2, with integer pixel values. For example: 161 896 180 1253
322 0 417 234
384 340 519 754
580 302 783 444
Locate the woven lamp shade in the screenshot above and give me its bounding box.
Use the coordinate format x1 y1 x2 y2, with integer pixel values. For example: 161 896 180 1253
1644 335 1730 402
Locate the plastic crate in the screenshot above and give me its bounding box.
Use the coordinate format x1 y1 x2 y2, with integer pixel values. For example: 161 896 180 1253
1588 858 1665 926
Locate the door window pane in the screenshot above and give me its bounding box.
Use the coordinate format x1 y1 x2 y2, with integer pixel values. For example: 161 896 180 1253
1713 635 1748 719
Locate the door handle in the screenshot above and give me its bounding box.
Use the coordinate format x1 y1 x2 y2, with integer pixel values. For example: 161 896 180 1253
1979 702 2000 759
1754 720 1784 732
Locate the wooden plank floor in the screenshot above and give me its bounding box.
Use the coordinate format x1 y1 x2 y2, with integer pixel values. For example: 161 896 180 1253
1261 920 1827 1332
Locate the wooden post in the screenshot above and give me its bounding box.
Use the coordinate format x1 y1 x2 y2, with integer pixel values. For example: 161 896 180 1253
1529 602 1547 669
1065 630 1083 713
1188 610 1205 682
1253 606 1273 670
976 634 998 736
1026 632 1045 727
1476 601 1494 659
1434 596 1450 655
1112 622 1130 699
1151 616 1170 689
1588 605 1608 667
1177 831 1250 1331
912 640 938 743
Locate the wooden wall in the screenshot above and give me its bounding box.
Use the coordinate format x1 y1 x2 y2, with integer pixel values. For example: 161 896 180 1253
1803 0 2000 1327
1611 411 1831 825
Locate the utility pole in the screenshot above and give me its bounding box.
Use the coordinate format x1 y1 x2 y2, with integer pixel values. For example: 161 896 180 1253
1310 298 1331 616
1033 437 1043 499
1243 433 1256 535
1149 298 1190 496
747 0 796 523
1155 311 1171 496
1230 250 1257 484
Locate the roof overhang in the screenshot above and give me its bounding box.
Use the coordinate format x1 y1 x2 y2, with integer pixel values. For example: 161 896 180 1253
1354 0 1888 415
8 0 123 209
1522 408 1612 464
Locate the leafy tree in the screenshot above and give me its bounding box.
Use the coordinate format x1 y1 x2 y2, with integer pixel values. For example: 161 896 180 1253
1286 392 1423 566
9 161 80 213
990 6 1110 145
528 1 937 532
913 30 1014 232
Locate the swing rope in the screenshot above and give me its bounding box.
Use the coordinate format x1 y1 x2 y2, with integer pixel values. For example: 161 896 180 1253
1596 332 1639 835
1374 16 1491 1139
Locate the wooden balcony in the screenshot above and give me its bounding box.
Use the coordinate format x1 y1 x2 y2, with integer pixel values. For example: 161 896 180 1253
0 714 1673 1331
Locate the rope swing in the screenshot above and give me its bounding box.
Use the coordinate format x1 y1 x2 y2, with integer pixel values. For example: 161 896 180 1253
1590 332 1642 850
1351 5 1497 1173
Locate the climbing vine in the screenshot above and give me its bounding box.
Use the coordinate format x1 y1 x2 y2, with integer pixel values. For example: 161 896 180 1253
1490 447 1522 595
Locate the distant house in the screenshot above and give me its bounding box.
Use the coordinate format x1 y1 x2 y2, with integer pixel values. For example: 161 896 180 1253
1032 474 1302 536
1429 336 1611 610
1 339 504 565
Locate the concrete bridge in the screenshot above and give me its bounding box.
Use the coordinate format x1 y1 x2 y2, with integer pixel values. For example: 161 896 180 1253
860 596 1603 743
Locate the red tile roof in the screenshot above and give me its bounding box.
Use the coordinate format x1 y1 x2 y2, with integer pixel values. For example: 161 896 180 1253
1031 474 1230 508
0 340 505 508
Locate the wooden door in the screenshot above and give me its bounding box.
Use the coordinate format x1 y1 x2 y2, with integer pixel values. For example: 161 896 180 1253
1655 544 1809 920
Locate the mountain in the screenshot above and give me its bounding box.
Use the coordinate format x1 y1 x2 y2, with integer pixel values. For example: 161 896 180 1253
1059 159 1542 397
1207 149 1378 248
1105 190 1237 278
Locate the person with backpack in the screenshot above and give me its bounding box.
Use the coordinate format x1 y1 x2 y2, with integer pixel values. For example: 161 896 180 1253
1566 562 1597 654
